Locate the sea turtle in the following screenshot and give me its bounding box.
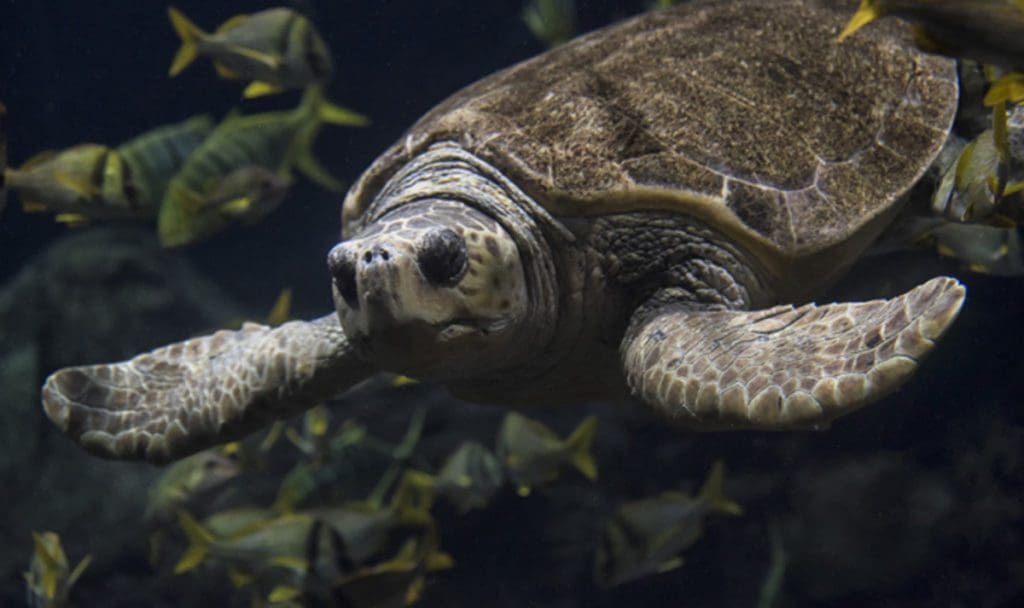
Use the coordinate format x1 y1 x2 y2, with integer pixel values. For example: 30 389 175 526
42 0 967 464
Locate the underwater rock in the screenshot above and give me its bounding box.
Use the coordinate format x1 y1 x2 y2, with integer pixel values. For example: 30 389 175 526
0 226 243 605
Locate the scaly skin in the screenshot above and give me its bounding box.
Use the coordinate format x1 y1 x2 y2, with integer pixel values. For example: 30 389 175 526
621 277 965 429
42 315 371 463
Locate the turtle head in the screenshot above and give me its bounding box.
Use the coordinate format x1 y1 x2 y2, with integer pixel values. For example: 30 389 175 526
327 200 529 379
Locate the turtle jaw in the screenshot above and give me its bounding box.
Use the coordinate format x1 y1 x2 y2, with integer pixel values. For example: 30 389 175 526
327 200 530 380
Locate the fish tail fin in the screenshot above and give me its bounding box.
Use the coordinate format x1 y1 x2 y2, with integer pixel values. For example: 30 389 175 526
167 7 204 77
290 121 343 192
698 461 743 516
174 510 214 574
298 84 370 128
389 469 436 526
287 86 369 191
565 415 599 481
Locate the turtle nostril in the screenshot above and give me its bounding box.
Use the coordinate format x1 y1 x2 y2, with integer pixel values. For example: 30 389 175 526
328 246 360 311
417 228 468 287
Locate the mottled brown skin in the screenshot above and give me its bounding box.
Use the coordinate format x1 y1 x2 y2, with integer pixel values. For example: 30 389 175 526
345 0 958 294
42 0 966 464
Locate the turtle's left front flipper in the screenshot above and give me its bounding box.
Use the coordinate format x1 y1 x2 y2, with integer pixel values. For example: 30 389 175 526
621 277 965 430
42 314 373 464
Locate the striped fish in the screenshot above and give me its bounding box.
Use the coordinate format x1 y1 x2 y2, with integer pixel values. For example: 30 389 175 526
157 85 367 247
116 114 213 209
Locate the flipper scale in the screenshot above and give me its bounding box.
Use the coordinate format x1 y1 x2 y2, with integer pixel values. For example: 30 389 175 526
621 277 966 430
42 314 371 464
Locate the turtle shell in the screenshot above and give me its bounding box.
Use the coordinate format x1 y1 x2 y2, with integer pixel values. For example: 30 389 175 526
343 0 957 268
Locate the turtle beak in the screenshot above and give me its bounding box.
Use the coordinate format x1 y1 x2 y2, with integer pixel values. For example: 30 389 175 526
328 241 405 330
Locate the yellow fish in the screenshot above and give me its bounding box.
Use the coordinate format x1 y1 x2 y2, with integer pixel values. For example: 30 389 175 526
144 447 242 523
496 413 598 494
23 531 92 608
6 116 212 226
933 104 1024 222
594 461 742 588
6 144 145 225
175 509 316 579
270 524 453 608
168 7 334 98
929 222 1024 275
429 441 505 513
115 114 213 208
838 0 1024 70
157 85 367 247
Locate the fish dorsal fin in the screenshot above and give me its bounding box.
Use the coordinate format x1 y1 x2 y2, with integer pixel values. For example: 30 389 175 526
20 150 57 169
215 14 250 35
221 45 283 71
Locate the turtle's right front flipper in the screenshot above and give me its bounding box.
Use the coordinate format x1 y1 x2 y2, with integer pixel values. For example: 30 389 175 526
41 314 372 464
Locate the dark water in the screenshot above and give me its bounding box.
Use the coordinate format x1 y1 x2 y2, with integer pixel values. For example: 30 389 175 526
1 1 1022 606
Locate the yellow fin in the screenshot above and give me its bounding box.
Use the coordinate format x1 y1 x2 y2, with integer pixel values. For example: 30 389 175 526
214 13 249 35
405 576 427 605
213 61 240 79
216 196 252 217
168 7 205 77
227 566 254 589
55 213 90 227
307 404 329 437
268 586 303 602
268 555 307 571
287 123 343 192
222 45 282 71
174 510 214 574
317 96 370 128
656 556 685 574
955 138 979 191
984 73 1024 107
21 200 49 213
1003 180 1024 197
20 150 57 169
836 0 879 42
698 461 743 516
261 421 285 451
565 415 598 481
426 550 455 571
32 533 61 600
67 554 93 588
266 288 292 326
391 374 419 386
243 80 285 99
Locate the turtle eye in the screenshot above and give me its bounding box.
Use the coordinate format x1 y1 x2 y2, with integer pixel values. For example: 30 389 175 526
417 228 468 287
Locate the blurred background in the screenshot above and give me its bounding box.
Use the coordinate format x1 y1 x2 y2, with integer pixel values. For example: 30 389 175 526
0 1 1021 606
